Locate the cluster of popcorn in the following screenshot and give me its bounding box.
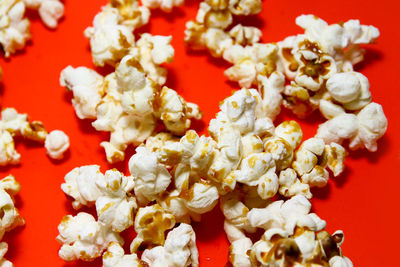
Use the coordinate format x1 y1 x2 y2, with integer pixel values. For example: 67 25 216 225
0 175 24 266
58 165 199 266
84 0 185 68
0 0 64 57
61 0 202 163
0 107 69 165
58 89 351 266
228 195 352 266
185 11 388 152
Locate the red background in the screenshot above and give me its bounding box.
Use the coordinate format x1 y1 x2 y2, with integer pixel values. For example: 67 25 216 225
1 0 399 266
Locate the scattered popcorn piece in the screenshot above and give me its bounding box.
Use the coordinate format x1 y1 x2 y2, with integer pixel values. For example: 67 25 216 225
0 0 31 57
0 242 12 266
24 0 64 28
0 0 64 57
103 242 142 267
142 0 184 12
0 175 24 266
130 204 176 252
45 130 70 159
61 51 202 163
95 170 137 232
228 237 252 267
316 102 387 152
0 107 67 165
84 0 150 66
142 223 199 267
0 175 24 239
61 165 104 209
57 212 123 262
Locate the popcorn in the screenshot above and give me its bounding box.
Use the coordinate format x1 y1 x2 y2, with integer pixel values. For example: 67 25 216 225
0 175 24 266
84 0 150 66
62 166 137 232
0 107 68 165
24 0 64 28
292 138 346 187
141 223 199 267
129 147 172 205
0 0 64 57
95 170 137 232
142 0 184 12
0 0 30 57
61 51 202 163
103 242 141 267
316 102 387 152
229 237 252 267
0 175 24 239
130 204 175 252
229 24 262 46
56 212 122 262
249 227 352 266
0 242 12 267
44 130 70 159
247 195 326 235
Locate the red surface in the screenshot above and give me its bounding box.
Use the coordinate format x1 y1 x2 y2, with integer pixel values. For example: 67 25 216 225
0 0 399 266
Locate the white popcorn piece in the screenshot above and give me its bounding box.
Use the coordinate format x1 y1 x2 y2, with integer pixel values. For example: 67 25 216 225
44 130 70 159
103 242 141 267
142 0 184 12
256 72 285 120
278 168 311 199
223 43 278 88
129 147 172 205
317 102 387 152
61 51 201 163
0 242 12 266
0 0 30 57
95 170 137 232
330 256 354 267
229 24 262 46
196 2 232 29
0 175 24 239
24 0 64 29
0 107 58 165
57 212 122 262
228 0 262 16
183 182 219 214
247 195 326 235
84 0 150 66
228 238 252 267
61 165 104 209
0 130 20 166
130 204 176 252
142 223 199 267
60 66 105 120
84 6 135 67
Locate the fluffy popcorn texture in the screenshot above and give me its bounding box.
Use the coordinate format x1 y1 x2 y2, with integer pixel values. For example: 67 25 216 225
249 227 351 266
247 195 326 235
24 0 64 28
0 0 63 57
103 242 141 267
0 175 24 240
129 147 171 205
61 48 201 163
130 204 176 252
141 223 199 267
84 0 150 66
62 166 137 232
60 47 202 163
57 212 122 262
229 238 252 267
0 176 24 267
316 102 387 152
142 0 184 12
0 107 64 165
44 130 70 159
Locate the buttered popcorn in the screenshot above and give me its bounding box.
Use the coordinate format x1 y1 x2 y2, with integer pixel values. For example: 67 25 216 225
60 51 201 163
0 175 24 266
0 108 69 165
0 0 64 57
